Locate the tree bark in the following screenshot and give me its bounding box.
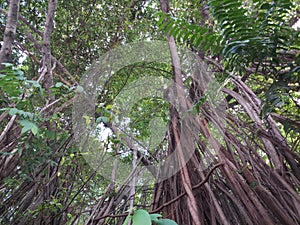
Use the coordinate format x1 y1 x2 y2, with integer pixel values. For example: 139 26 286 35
159 0 202 224
0 0 20 68
42 0 57 101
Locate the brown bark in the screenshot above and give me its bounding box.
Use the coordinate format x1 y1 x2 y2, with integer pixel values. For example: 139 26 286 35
158 0 202 224
0 0 20 68
42 0 57 101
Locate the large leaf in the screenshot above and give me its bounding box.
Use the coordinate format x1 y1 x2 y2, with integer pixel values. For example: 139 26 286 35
132 209 151 225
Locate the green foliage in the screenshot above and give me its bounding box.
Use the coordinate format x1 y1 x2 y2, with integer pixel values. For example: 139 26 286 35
194 0 297 71
155 0 295 72
122 209 178 225
0 63 27 97
1 0 299 224
0 64 43 137
8 107 33 118
156 0 300 123
0 63 43 104
18 119 39 135
156 12 222 53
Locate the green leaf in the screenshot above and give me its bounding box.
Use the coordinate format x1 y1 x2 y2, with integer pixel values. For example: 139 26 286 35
150 214 163 222
164 22 174 34
31 125 39 135
9 108 34 119
18 119 39 135
55 82 64 88
132 210 151 225
1 62 14 67
96 116 108 123
14 69 24 78
157 13 167 25
155 219 178 225
105 104 113 110
27 80 41 88
9 108 18 116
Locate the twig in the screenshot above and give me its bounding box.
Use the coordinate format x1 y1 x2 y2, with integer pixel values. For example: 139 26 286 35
39 98 61 115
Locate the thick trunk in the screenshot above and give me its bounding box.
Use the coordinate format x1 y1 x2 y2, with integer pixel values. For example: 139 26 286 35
0 0 20 68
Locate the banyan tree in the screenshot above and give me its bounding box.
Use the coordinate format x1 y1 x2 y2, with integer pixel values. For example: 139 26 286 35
0 0 299 224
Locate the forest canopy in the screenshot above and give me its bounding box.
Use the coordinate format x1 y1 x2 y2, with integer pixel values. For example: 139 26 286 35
0 0 299 224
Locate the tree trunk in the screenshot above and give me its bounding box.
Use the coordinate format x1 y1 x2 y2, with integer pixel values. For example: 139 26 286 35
42 0 57 101
0 0 20 68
